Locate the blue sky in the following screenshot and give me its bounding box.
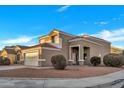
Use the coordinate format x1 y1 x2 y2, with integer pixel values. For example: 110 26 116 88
0 5 124 50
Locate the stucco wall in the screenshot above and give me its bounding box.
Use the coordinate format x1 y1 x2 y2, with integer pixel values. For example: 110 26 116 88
8 54 16 64
69 39 111 64
41 48 62 66
59 33 74 62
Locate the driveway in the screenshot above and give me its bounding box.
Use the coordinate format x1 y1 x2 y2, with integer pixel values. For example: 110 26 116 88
0 65 26 71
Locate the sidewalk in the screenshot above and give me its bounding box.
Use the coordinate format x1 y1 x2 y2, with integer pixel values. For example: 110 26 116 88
0 70 124 88
43 70 124 88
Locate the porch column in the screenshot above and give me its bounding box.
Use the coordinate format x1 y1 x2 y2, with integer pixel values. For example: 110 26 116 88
79 45 84 65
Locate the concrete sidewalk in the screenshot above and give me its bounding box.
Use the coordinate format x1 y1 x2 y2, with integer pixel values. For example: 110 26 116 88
0 70 124 88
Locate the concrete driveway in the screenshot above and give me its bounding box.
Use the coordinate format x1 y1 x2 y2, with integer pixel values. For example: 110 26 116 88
0 65 26 71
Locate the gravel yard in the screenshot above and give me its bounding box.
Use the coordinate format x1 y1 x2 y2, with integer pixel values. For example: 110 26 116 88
0 66 123 78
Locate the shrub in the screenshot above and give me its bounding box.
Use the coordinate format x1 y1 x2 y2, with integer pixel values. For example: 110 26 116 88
0 56 10 65
51 55 67 70
103 53 124 67
90 56 101 66
0 57 4 65
3 57 10 65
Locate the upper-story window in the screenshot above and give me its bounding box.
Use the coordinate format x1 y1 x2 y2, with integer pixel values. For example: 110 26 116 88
51 36 55 43
51 35 58 43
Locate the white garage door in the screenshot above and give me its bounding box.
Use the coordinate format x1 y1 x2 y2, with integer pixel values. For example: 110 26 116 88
25 52 39 66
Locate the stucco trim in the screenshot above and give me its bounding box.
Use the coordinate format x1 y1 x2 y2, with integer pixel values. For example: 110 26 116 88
68 38 103 46
42 47 61 51
68 60 74 61
38 59 46 61
69 45 81 61
78 60 84 61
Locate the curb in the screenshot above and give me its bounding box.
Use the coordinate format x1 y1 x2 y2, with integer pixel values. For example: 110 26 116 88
87 79 124 88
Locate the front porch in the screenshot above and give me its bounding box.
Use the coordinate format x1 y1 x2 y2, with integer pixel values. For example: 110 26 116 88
69 45 90 65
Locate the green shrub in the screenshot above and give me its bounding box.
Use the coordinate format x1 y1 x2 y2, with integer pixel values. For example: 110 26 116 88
51 55 67 70
0 56 10 65
103 53 124 67
90 56 101 66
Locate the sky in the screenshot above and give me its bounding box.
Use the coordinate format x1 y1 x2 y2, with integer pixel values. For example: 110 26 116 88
0 5 124 50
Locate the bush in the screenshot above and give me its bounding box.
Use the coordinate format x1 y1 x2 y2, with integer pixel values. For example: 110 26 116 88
0 57 4 65
3 57 10 65
51 55 67 70
90 56 101 66
0 56 10 65
103 53 124 67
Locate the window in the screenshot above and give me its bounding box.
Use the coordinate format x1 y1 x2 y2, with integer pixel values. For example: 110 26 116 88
51 36 56 43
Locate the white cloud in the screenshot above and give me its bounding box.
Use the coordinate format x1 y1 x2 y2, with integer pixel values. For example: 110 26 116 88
56 5 71 12
92 28 124 42
0 35 39 44
94 21 108 25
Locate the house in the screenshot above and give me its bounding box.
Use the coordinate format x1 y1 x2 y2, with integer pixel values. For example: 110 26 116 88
0 51 1 56
16 29 111 67
0 45 29 64
111 46 123 54
0 47 16 64
14 45 29 64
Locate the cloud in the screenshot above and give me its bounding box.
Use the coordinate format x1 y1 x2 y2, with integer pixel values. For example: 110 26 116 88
56 5 71 12
0 35 39 45
94 21 109 25
92 28 124 42
112 17 121 21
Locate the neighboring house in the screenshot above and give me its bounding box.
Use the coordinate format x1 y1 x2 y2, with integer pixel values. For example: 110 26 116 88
14 45 29 64
0 51 1 56
0 45 29 64
111 46 123 54
0 48 16 64
18 29 111 67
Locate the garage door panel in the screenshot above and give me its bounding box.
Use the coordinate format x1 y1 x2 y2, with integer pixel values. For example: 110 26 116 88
25 52 39 66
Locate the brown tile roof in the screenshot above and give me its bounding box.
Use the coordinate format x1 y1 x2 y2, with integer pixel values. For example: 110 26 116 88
23 43 58 50
111 46 123 54
16 45 29 49
4 49 16 54
69 35 110 44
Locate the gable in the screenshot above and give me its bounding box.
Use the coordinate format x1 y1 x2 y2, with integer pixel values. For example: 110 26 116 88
39 30 60 44
1 50 8 57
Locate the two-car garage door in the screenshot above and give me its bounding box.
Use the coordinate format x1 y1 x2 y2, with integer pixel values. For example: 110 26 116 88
24 52 39 66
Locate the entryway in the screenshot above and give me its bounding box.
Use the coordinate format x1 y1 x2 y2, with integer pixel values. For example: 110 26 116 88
83 46 90 65
71 46 79 65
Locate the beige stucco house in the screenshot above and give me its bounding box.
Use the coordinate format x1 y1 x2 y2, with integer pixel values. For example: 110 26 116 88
14 29 111 67
0 47 16 64
111 46 123 54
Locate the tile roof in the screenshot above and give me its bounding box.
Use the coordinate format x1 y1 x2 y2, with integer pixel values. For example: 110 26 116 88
69 35 110 44
23 43 58 50
16 45 29 49
4 49 16 54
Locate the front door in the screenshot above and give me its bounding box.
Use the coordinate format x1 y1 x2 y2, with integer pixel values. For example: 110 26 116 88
72 47 79 65
83 47 90 65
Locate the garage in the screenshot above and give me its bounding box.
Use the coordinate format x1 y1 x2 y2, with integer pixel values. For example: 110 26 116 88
24 52 39 66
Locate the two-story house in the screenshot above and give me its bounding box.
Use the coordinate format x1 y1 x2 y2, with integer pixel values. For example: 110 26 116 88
19 29 111 67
